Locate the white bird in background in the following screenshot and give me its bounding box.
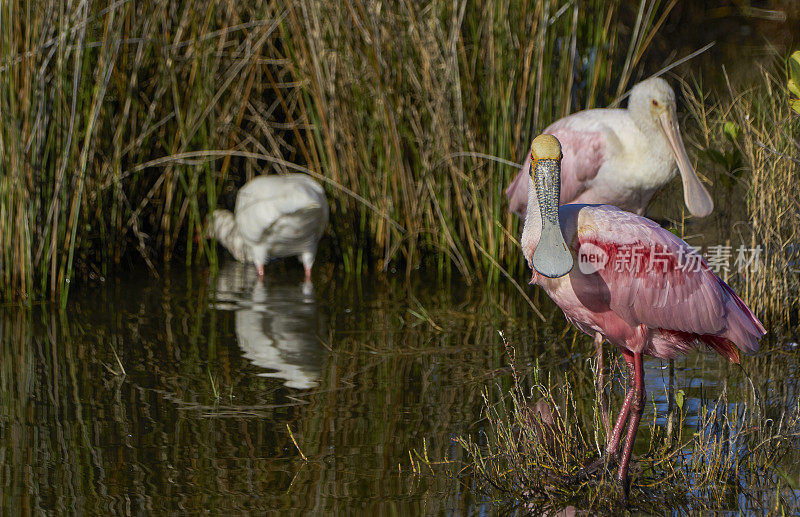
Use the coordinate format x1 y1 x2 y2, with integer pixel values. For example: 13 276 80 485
506 77 714 219
211 173 329 281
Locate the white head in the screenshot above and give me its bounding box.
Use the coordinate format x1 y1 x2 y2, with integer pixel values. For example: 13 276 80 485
628 77 714 218
628 77 676 130
209 209 253 263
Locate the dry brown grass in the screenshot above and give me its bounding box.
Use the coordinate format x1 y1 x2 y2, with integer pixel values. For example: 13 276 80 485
1 0 673 301
683 62 800 327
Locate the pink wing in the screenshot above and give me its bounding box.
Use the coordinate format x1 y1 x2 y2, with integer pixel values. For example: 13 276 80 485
548 119 605 204
574 206 764 358
506 117 605 217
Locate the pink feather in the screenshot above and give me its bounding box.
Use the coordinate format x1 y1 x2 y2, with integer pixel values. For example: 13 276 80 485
531 205 764 362
506 119 605 217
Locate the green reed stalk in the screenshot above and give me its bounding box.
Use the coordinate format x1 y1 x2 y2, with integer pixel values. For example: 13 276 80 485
1 0 672 301
0 1 290 301
281 0 673 281
683 62 800 327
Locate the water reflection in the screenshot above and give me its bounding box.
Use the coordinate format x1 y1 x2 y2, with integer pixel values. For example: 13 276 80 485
0 267 795 514
213 262 326 389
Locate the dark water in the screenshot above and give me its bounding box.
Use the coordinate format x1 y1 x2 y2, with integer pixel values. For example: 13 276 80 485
1 261 798 514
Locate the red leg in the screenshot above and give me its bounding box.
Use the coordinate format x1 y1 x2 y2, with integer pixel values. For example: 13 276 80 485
617 351 644 500
257 264 265 280
573 349 630 483
304 265 312 283
605 350 635 456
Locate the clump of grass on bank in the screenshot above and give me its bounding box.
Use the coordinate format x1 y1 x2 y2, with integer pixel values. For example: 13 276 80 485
739 64 800 329
437 341 800 514
683 59 800 328
1 0 674 301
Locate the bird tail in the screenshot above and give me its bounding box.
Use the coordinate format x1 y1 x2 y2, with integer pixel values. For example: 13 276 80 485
718 280 766 360
704 336 741 364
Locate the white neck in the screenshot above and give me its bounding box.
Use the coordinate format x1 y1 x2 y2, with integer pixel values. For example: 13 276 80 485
520 175 542 265
212 209 253 263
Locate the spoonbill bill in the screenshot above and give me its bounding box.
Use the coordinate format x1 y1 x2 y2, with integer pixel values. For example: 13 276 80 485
520 134 764 498
506 77 713 219
210 173 329 281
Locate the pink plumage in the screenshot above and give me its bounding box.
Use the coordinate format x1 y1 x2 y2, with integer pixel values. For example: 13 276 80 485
519 132 760 496
529 204 764 363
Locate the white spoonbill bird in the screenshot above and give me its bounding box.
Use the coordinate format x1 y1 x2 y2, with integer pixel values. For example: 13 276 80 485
211 173 329 281
506 77 714 219
521 134 763 498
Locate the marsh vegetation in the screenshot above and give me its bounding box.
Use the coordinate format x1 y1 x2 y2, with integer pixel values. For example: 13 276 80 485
447 340 800 513
2 0 799 514
0 0 714 298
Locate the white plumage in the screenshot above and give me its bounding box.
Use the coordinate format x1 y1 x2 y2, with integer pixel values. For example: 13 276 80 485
211 173 329 280
506 77 714 219
213 262 325 390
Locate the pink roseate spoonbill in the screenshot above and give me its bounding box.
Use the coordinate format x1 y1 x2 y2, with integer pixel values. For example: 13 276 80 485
521 134 764 498
506 77 714 219
508 77 715 426
210 173 329 282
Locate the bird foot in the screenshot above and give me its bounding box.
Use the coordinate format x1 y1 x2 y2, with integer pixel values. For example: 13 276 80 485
618 475 630 503
617 456 643 502
572 452 638 504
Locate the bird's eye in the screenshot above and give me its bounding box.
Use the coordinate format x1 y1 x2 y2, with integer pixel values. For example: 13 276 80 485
651 99 659 107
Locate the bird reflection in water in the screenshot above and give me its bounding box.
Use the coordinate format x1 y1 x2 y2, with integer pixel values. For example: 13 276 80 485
213 262 326 389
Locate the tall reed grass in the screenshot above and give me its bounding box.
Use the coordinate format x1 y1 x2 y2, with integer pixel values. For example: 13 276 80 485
0 0 673 301
684 62 800 328
281 0 674 282
1 0 291 301
735 69 800 328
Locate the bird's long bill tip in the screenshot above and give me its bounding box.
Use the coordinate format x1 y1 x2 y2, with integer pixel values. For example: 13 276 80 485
533 222 574 278
658 111 714 218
